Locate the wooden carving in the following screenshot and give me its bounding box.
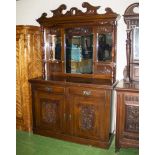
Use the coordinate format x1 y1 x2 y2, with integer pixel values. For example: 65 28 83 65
95 65 112 74
36 2 118 83
16 26 42 131
124 95 139 132
37 2 118 27
125 105 139 132
65 27 92 36
81 2 100 15
123 3 139 82
80 105 95 130
125 95 139 102
96 24 114 33
51 4 67 17
42 101 58 124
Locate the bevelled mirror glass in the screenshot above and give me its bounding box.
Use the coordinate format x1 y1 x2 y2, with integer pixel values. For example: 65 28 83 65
45 28 61 61
97 33 112 62
132 27 139 60
65 27 93 74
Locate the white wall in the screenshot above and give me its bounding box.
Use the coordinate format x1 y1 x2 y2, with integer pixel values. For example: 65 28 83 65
16 0 138 80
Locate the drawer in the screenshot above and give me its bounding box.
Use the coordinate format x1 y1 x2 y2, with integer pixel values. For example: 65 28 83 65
69 87 105 97
124 93 139 105
33 84 65 94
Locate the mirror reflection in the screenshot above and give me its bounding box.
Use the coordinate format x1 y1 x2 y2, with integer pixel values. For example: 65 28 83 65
133 27 139 60
47 34 61 60
97 33 112 61
65 27 93 74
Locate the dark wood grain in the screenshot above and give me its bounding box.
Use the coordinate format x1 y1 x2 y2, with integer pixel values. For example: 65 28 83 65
30 77 114 148
115 82 139 150
36 2 119 83
29 2 119 149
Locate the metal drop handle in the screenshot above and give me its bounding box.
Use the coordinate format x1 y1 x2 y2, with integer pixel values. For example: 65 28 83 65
83 90 91 96
69 114 72 120
45 87 52 92
64 113 66 120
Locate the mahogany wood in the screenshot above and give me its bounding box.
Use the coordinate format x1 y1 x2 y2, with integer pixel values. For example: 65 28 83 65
29 76 117 148
115 80 139 150
115 3 139 150
123 3 139 82
37 2 119 83
29 2 119 149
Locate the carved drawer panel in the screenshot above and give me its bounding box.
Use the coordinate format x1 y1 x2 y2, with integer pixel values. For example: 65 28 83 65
34 84 65 94
94 64 113 75
69 87 104 97
124 94 139 105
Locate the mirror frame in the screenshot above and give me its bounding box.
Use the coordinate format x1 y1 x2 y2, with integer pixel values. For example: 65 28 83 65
123 3 139 82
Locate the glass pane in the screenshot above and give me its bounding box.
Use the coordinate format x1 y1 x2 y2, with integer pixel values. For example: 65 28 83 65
65 27 93 74
133 27 139 60
97 33 112 61
44 28 61 61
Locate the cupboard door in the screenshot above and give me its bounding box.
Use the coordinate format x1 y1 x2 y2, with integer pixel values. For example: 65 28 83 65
33 90 64 133
116 92 139 148
72 95 106 140
123 93 139 139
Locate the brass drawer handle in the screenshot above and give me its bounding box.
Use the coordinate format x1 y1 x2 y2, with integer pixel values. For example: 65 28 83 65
45 87 52 92
69 114 72 120
64 113 66 120
83 90 91 96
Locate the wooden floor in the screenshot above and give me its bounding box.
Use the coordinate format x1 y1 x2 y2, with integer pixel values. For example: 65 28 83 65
16 130 139 155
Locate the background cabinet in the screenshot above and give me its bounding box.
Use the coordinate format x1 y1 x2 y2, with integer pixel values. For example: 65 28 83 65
115 81 139 149
16 25 42 131
115 3 139 150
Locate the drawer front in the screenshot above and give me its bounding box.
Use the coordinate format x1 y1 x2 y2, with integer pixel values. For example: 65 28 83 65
124 93 139 105
69 87 105 97
33 84 65 94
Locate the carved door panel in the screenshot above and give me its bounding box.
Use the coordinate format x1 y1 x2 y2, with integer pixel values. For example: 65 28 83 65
33 90 64 133
72 96 106 140
120 92 139 141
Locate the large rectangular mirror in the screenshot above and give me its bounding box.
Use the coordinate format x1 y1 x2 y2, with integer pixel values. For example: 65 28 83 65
65 27 93 74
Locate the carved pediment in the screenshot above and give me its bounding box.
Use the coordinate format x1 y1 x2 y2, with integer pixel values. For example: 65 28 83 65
124 3 139 25
37 2 118 26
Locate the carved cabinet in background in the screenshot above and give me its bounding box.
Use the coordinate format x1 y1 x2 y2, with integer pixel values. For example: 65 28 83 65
115 3 139 150
16 26 42 131
115 81 139 149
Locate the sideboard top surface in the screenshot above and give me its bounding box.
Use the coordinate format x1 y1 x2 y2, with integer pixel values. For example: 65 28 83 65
29 76 118 89
115 80 139 92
